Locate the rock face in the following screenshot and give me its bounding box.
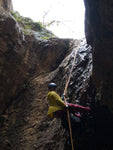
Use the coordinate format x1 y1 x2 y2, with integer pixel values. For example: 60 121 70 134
0 35 92 150
1 0 113 150
84 0 113 111
0 1 92 149
0 1 82 150
0 11 73 114
84 1 113 149
0 0 13 12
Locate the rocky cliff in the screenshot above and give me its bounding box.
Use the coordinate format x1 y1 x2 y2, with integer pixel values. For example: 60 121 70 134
0 0 113 150
0 0 13 12
84 0 113 111
0 7 74 115
0 0 80 149
84 0 113 149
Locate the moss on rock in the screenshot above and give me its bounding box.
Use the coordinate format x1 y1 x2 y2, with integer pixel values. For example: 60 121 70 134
11 11 56 39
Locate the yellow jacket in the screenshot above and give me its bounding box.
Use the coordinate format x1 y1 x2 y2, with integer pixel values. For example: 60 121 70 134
47 91 66 117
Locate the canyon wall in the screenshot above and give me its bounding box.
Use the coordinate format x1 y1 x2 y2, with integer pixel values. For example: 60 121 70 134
0 2 72 114
0 0 113 150
84 0 113 111
0 0 13 12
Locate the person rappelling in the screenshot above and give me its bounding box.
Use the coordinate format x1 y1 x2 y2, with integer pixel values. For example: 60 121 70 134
46 47 91 150
47 82 90 126
46 83 91 149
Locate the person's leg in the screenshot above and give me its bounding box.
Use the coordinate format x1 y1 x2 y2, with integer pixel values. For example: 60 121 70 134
53 110 65 118
68 103 90 114
69 113 81 127
61 117 69 129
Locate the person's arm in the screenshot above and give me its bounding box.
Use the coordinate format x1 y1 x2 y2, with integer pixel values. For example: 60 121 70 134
56 98 66 107
53 92 66 107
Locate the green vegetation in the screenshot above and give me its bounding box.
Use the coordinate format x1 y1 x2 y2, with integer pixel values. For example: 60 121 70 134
11 11 56 40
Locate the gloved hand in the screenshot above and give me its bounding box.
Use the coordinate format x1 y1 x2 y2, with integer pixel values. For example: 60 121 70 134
61 93 65 101
65 103 69 109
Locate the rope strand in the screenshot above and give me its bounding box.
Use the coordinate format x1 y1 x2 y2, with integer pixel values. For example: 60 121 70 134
64 46 79 96
63 45 79 150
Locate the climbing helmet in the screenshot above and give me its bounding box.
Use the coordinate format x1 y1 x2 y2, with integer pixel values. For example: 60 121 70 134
48 83 57 89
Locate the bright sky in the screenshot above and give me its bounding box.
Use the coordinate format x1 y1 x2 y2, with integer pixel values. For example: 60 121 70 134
11 0 85 39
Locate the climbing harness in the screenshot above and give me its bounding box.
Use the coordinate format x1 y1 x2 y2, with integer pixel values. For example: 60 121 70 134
63 44 79 150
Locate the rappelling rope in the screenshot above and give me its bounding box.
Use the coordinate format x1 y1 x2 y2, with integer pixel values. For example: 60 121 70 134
64 45 79 95
63 44 79 150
